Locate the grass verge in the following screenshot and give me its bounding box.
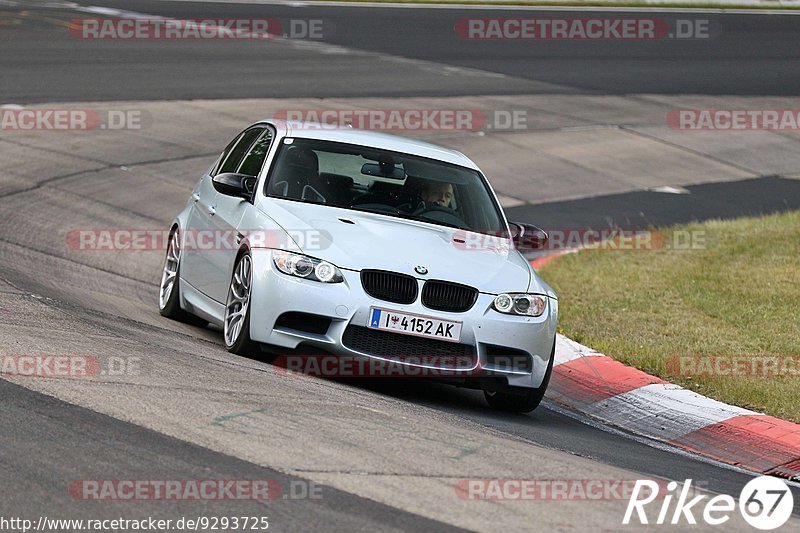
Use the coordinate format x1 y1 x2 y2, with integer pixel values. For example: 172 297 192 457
539 210 800 422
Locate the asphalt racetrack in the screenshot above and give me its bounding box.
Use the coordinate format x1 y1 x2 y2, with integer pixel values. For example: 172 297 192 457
4 0 800 102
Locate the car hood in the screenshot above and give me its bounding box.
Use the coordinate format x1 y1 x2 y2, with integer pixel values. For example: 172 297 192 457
261 199 540 294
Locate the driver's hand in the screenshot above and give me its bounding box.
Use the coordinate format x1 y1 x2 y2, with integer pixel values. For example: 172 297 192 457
408 200 428 213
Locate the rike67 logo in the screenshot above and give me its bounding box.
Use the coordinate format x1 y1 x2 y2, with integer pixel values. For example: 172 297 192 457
624 476 794 530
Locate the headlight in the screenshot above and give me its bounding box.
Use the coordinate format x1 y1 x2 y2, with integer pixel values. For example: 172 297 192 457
492 293 547 316
273 250 343 283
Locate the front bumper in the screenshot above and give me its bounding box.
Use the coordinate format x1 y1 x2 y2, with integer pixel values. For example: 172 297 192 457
248 249 557 389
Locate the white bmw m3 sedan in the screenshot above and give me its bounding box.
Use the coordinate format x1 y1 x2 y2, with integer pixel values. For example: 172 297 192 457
159 120 558 412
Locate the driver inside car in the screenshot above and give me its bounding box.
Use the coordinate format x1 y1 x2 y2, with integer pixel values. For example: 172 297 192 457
419 180 454 208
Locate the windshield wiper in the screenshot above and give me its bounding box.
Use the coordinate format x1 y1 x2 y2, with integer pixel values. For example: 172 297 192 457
423 220 466 230
349 205 401 215
271 195 327 206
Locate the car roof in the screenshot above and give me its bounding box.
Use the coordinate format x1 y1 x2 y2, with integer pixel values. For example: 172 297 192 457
261 119 480 171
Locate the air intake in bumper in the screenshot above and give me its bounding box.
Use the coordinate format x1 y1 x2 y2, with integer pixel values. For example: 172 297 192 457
342 326 476 369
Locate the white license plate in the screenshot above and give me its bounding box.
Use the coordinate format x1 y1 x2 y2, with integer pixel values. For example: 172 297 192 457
367 307 462 343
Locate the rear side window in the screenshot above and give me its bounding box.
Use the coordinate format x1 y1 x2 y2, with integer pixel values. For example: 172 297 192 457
217 127 264 175
238 129 274 177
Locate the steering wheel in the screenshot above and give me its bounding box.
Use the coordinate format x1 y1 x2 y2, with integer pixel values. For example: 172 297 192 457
412 202 469 229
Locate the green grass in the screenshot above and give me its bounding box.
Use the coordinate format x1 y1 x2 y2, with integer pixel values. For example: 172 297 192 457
539 211 800 422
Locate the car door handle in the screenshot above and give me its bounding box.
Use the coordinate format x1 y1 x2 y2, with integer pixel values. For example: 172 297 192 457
191 193 201 203
208 205 216 216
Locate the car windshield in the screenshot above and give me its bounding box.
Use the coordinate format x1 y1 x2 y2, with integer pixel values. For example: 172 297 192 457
265 137 508 236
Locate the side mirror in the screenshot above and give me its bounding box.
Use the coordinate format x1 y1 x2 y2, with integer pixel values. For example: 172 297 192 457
212 172 256 200
510 222 548 251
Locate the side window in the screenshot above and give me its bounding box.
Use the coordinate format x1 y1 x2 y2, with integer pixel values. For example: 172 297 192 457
217 127 264 175
237 129 274 177
210 133 244 176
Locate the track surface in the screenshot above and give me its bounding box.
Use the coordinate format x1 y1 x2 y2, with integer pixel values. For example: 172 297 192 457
1 1 800 531
0 378 463 532
3 0 800 102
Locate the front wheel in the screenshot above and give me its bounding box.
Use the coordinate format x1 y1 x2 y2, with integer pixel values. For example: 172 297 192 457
484 339 555 413
223 252 260 355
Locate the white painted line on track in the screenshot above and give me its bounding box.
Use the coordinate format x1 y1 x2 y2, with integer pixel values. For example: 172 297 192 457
73 4 516 80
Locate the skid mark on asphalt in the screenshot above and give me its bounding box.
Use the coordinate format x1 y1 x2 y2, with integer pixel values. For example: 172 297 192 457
209 405 491 461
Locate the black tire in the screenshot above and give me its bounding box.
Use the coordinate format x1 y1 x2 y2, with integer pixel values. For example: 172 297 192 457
159 267 208 328
484 338 556 413
223 252 260 356
158 274 183 319
158 229 208 327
